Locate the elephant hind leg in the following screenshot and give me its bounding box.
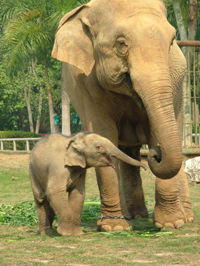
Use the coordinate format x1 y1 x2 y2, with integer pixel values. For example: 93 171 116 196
154 165 194 229
35 198 55 235
178 166 194 223
119 147 148 219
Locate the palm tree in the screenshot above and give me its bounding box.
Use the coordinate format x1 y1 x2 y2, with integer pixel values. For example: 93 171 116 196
1 0 78 133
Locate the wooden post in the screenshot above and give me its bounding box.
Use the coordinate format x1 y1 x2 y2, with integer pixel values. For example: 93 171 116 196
26 140 30 151
13 140 16 151
0 141 3 151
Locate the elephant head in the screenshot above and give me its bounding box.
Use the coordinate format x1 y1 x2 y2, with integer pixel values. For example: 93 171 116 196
52 0 186 178
64 132 146 169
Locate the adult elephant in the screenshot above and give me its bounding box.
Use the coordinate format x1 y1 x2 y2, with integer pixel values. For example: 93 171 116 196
52 0 194 231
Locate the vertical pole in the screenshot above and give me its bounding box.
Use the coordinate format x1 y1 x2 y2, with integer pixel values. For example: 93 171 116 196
26 140 30 152
0 141 3 151
13 140 16 151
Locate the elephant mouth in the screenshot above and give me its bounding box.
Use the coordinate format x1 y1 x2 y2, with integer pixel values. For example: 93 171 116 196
105 155 116 168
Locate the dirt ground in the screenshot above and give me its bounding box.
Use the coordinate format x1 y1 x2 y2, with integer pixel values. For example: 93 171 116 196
0 152 30 169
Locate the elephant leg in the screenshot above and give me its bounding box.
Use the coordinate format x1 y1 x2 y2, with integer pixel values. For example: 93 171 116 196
83 111 131 231
119 147 148 219
154 168 186 228
68 171 86 235
177 165 194 223
47 184 72 236
35 198 55 235
96 166 131 231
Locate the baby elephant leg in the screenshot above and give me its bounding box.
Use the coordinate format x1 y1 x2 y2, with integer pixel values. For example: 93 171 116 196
35 198 55 235
47 184 73 236
68 171 86 235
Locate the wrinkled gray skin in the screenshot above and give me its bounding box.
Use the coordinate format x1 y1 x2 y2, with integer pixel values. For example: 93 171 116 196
30 132 146 236
52 0 194 230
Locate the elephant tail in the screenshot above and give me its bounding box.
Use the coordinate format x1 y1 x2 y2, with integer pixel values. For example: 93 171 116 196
29 164 45 203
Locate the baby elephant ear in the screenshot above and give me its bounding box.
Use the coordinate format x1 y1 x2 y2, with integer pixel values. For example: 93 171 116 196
64 140 86 168
51 4 94 76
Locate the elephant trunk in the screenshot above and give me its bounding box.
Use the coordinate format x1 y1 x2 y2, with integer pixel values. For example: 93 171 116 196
130 67 182 179
109 144 147 170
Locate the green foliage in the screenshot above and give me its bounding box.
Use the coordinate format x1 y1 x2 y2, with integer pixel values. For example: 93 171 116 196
81 202 101 222
0 201 37 226
0 200 100 226
0 131 41 138
0 0 80 133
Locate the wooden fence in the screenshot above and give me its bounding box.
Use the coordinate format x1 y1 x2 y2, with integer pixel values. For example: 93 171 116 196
0 138 41 152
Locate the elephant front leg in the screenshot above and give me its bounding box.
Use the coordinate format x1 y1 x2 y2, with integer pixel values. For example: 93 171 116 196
84 114 131 232
153 165 192 228
96 166 131 231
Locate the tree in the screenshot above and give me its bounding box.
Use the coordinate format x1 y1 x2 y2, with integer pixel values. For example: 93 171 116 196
1 0 78 133
188 0 198 40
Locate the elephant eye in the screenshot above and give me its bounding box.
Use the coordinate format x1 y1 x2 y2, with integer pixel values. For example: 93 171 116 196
115 38 128 57
96 145 102 150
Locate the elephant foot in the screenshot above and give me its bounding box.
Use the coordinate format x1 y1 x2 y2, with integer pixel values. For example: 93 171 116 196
182 201 194 223
72 227 84 235
57 225 73 236
57 225 84 236
97 216 131 232
128 205 148 219
153 202 186 229
39 226 54 235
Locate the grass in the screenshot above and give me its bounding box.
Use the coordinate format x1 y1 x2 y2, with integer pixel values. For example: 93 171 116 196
0 153 200 265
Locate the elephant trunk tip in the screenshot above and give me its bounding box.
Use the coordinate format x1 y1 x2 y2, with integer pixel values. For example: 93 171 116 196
140 162 147 171
148 146 182 179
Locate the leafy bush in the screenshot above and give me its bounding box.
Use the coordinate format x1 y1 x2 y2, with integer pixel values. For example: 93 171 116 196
0 131 42 150
82 202 100 222
0 201 100 226
0 201 37 226
0 131 42 138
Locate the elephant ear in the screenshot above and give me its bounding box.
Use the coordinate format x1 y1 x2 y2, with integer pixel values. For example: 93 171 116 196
51 4 94 76
64 139 86 168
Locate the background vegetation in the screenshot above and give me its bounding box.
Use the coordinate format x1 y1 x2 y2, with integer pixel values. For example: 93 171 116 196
0 0 199 134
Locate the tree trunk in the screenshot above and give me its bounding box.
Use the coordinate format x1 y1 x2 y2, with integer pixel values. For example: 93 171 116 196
61 63 71 135
35 85 43 134
44 62 57 133
172 0 188 41
188 0 198 40
32 61 43 134
22 76 34 132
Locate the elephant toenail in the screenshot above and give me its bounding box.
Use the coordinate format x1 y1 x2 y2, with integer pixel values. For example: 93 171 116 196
113 226 124 231
164 222 174 228
101 225 112 232
154 222 163 228
174 220 184 228
187 217 194 223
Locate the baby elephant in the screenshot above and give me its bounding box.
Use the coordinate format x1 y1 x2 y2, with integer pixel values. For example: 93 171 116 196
30 132 146 236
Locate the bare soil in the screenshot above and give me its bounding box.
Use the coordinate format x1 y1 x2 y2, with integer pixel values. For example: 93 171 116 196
0 152 30 169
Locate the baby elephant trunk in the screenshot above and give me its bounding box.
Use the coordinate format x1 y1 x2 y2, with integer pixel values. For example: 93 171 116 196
110 145 147 170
